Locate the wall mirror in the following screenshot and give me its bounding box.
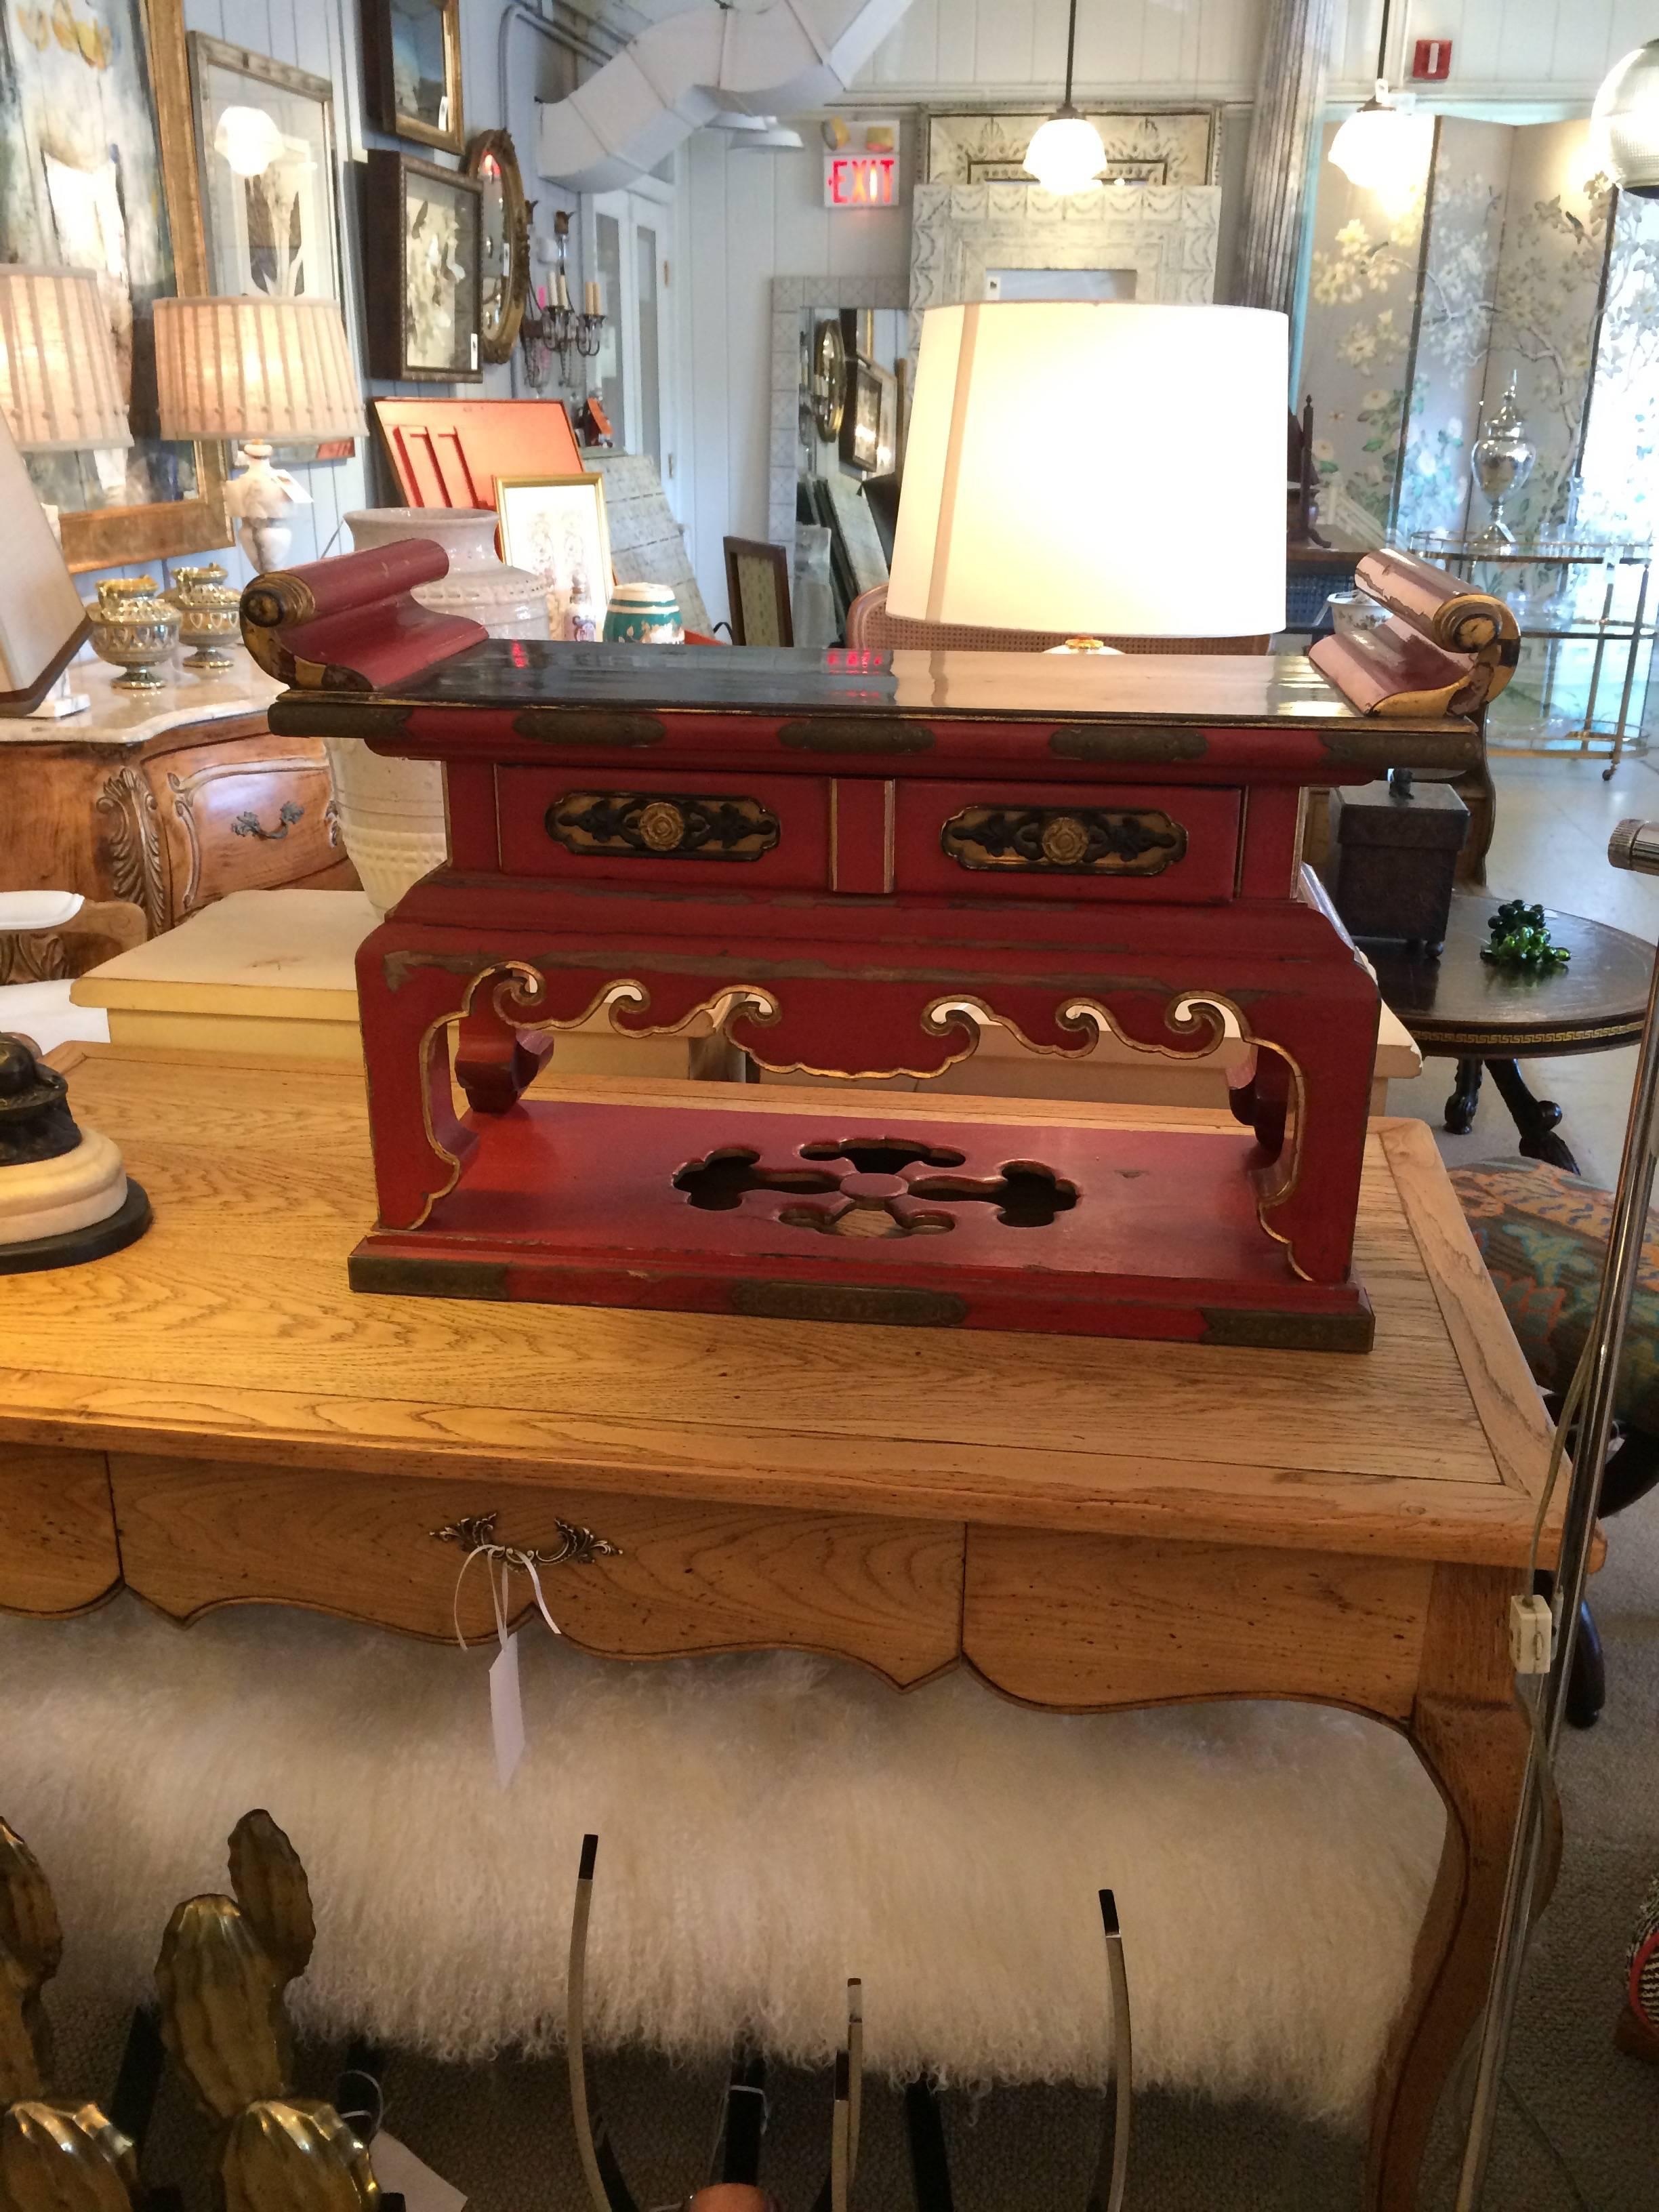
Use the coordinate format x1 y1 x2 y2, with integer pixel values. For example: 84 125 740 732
466 131 530 364
768 274 909 556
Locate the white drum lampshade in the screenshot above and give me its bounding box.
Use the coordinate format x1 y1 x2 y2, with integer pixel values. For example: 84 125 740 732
0 266 131 454
887 303 1288 639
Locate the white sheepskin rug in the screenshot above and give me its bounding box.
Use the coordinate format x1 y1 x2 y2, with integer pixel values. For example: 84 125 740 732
0 1598 1444 2128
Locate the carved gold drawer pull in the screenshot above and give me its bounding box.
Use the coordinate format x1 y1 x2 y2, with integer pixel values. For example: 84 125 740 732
546 791 779 861
941 804 1187 876
430 1510 622 1566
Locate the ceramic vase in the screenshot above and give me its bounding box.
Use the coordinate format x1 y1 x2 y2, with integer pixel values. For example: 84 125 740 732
326 512 550 915
344 508 549 640
602 581 682 644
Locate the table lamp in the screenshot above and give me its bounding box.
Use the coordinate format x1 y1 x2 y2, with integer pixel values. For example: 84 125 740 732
154 296 365 573
0 265 132 466
886 302 1288 645
0 409 92 720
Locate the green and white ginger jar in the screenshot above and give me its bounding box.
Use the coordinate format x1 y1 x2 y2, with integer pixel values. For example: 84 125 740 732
602 581 682 644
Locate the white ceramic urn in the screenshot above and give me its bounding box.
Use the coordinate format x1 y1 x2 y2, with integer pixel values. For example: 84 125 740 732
327 510 549 915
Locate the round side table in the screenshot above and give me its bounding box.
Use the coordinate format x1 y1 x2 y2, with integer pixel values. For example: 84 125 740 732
1368 895 1654 1173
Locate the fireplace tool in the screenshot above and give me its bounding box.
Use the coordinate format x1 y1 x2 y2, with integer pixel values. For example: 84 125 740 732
564 1840 1132 2212
1454 817 1659 2207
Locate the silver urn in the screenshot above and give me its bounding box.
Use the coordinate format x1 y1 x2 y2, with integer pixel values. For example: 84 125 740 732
1469 378 1536 550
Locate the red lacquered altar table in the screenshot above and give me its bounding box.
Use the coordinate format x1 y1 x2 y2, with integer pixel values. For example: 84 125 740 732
250 548 1481 1353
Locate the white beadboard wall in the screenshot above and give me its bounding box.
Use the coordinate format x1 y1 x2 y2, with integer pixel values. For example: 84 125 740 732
851 0 1654 105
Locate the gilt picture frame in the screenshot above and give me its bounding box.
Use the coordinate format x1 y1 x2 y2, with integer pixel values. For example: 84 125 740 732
363 0 464 157
188 35 343 307
0 0 230 573
495 472 612 630
365 150 482 383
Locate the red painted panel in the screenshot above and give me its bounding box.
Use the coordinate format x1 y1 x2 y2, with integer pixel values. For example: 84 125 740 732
830 778 896 893
895 781 1241 903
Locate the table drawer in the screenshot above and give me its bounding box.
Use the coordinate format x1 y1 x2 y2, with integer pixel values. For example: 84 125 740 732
0 1444 120 1617
152 736 342 913
895 781 1240 903
109 1457 964 1687
497 768 828 887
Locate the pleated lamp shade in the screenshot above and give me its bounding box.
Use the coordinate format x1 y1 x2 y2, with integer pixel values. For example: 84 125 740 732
154 296 365 444
888 302 1288 638
0 267 131 453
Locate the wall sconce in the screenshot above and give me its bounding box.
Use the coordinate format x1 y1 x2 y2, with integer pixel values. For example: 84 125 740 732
520 208 605 392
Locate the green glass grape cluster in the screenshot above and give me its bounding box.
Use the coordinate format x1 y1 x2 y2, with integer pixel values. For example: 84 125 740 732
1481 900 1571 974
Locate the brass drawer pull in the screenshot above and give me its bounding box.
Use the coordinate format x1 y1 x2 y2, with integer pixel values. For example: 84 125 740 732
232 800 304 842
430 1510 622 1566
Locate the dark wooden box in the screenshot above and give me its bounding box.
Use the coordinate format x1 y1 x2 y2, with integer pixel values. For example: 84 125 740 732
1324 779 1469 956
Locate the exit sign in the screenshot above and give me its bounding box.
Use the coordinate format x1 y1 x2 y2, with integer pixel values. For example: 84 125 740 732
823 119 899 208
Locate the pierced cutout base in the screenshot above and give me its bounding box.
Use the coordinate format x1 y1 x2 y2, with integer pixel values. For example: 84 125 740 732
351 1095 1372 1351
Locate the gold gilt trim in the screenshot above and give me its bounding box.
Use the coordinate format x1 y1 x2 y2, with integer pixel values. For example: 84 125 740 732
399 966 1314 1273
1410 1020 1643 1052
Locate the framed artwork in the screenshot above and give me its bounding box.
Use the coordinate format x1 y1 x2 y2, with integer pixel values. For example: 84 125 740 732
364 0 464 156
839 359 882 476
188 35 342 304
0 0 229 573
495 472 612 620
874 363 899 478
365 150 482 383
466 130 530 365
723 537 792 648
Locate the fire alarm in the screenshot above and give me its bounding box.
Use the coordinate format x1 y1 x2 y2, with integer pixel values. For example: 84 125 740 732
1412 38 1452 80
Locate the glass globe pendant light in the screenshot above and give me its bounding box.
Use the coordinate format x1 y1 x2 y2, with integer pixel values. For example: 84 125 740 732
1592 37 1659 197
1025 0 1107 197
1328 0 1417 192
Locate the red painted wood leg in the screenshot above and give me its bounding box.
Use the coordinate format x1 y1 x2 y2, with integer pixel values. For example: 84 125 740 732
1249 979 1380 1286
355 928 476 1231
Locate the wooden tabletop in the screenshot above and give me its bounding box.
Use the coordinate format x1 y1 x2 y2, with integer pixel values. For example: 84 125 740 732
1 1045 1557 1570
1373 895 1655 1057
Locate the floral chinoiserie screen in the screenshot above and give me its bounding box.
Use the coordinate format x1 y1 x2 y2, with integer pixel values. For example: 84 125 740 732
0 0 230 571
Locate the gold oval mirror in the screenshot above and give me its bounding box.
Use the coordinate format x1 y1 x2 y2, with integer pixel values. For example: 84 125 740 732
464 130 530 365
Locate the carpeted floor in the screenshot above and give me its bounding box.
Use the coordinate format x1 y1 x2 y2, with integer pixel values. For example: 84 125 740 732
33 754 1659 2207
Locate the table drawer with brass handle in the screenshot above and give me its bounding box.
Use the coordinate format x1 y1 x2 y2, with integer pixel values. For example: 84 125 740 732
108 1457 964 1685
495 769 829 888
895 781 1241 903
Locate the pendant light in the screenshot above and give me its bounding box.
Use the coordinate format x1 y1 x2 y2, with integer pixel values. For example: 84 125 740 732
1593 38 1659 197
1025 0 1107 197
1328 0 1418 193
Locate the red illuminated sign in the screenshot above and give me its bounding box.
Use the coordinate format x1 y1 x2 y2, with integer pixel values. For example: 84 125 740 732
1412 38 1452 79
825 153 897 209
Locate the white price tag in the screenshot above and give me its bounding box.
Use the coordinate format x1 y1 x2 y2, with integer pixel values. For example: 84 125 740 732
370 2133 468 2212
489 1629 525 1788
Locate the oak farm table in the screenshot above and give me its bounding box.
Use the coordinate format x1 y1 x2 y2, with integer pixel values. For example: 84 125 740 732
0 1044 1561 2210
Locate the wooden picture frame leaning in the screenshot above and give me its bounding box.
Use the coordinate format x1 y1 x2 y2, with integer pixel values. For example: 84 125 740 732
3 0 231 574
723 537 793 648
365 150 483 384
363 0 465 156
